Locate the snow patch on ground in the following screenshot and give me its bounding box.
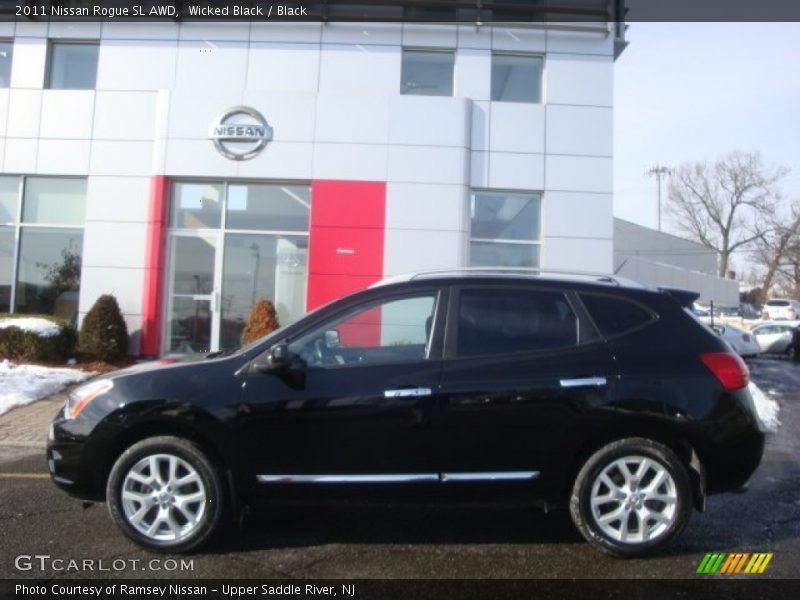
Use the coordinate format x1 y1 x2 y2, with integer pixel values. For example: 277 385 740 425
0 360 93 417
748 381 781 433
0 317 62 337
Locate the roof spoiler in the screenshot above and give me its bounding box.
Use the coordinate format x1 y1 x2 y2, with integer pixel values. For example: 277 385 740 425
659 287 701 308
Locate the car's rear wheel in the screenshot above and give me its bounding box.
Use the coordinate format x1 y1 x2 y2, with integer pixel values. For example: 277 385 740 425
569 438 691 557
106 436 224 553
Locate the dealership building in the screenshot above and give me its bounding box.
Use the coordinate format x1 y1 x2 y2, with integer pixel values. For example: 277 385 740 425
0 14 628 355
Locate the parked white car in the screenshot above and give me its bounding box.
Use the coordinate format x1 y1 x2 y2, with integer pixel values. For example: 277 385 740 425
750 321 799 355
709 323 761 358
762 298 800 321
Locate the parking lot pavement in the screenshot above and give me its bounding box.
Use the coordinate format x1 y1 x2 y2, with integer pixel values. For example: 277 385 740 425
0 359 798 580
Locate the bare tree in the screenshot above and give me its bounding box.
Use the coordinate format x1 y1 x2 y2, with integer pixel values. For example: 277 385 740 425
751 200 800 302
667 151 788 277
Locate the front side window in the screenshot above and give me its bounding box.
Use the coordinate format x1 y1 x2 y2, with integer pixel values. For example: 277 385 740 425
289 293 438 368
47 42 99 90
470 191 541 268
491 53 543 103
401 49 455 96
456 288 577 357
0 41 13 88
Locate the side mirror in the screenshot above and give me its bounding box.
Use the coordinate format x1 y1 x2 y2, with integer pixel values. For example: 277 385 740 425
252 343 291 373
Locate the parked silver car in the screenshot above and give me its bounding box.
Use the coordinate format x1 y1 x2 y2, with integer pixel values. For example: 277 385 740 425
750 321 799 355
710 324 761 358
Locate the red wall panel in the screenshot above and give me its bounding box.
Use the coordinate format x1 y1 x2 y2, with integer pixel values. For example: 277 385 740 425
308 227 384 277
310 180 386 229
307 180 386 311
140 175 169 356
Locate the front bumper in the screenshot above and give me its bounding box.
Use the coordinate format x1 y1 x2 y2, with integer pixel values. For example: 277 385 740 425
47 407 106 501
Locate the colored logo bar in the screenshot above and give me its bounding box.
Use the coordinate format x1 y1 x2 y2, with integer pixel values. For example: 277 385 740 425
696 552 773 574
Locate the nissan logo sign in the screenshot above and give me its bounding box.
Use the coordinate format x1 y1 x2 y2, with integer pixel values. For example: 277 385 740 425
209 106 273 160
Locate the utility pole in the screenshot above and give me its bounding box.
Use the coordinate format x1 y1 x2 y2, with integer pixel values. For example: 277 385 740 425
647 164 671 231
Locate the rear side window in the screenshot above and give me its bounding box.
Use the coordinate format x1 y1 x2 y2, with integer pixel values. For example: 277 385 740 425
456 288 577 357
767 300 789 307
580 293 655 338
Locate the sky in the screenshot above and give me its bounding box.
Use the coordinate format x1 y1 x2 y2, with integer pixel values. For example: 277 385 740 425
613 22 800 240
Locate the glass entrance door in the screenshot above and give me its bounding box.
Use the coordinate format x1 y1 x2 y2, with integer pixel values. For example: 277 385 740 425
165 234 220 354
164 180 311 356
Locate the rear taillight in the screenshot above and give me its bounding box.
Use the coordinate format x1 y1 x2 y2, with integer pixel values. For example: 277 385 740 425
700 352 749 390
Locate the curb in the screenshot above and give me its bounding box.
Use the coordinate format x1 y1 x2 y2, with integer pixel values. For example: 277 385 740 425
0 441 46 449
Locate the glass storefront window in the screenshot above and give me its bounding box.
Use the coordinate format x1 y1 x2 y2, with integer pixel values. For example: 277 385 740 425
0 176 19 223
2 177 86 321
0 42 12 88
471 192 541 241
14 228 83 321
225 184 310 231
0 227 13 313
220 234 308 350
400 49 455 97
22 177 87 225
470 241 540 268
491 53 543 103
171 183 223 229
470 191 541 268
47 42 99 90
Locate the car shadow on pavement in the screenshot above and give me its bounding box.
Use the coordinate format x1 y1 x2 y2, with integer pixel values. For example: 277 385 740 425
209 500 585 552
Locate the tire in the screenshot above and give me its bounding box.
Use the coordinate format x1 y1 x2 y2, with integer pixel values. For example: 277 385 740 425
569 438 691 558
106 436 225 553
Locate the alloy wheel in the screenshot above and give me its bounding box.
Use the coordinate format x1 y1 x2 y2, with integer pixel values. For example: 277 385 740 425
589 455 678 544
120 453 207 542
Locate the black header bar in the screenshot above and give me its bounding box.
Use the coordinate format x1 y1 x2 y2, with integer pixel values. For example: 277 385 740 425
2 579 800 600
2 0 800 23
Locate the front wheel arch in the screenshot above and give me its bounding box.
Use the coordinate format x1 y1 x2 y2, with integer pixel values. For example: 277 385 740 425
106 435 226 553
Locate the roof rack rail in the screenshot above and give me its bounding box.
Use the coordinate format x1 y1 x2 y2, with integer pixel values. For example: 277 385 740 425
406 267 623 285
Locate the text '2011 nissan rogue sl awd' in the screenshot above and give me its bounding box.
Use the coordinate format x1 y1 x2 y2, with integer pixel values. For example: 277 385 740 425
48 270 765 557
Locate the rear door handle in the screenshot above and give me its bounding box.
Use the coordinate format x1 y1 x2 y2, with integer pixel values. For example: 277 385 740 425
384 387 433 398
559 377 607 388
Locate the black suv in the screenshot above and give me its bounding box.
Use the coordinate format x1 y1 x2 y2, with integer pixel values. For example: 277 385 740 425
48 271 765 556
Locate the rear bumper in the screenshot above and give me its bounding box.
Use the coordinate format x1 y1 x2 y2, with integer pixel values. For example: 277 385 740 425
699 387 766 494
704 427 765 494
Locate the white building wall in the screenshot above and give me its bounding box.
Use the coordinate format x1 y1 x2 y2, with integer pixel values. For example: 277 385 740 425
1 20 618 351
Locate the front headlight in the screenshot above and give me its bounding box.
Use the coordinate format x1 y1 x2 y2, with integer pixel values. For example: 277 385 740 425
64 379 114 419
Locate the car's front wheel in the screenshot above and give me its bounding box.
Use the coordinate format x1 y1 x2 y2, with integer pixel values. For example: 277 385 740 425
106 436 224 553
569 438 691 557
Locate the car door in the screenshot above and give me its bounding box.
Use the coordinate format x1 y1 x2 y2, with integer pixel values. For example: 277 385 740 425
236 287 446 483
436 284 615 482
754 325 782 353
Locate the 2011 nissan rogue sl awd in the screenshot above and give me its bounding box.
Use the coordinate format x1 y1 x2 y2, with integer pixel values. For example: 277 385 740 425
47 270 765 556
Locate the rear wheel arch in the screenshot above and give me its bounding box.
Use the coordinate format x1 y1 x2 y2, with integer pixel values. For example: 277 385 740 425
563 424 704 511
568 436 693 557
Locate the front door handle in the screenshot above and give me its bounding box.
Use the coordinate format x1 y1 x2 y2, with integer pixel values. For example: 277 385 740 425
559 377 607 388
384 387 433 398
